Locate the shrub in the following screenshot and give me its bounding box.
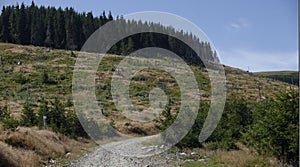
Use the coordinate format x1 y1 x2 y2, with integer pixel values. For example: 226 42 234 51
0 105 19 130
14 73 28 84
176 98 253 150
21 102 37 126
2 117 19 130
0 105 10 121
41 70 57 84
243 90 299 166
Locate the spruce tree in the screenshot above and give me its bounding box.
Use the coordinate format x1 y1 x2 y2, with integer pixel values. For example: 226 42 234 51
31 7 43 45
44 8 54 47
9 6 18 43
21 102 37 126
17 3 27 44
0 6 11 42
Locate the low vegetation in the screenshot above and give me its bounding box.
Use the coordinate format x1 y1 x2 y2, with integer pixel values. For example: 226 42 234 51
0 126 93 167
0 43 298 166
255 71 299 85
172 90 298 166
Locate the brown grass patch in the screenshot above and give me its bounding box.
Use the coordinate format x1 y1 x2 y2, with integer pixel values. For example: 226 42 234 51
0 127 85 166
214 149 284 167
2 127 73 157
0 141 40 167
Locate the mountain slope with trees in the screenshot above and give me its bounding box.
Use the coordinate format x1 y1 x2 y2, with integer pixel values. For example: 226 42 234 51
0 2 298 167
0 2 217 66
0 42 298 166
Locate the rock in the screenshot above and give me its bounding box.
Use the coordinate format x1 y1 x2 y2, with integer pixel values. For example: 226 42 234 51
178 152 187 156
146 148 154 152
185 159 194 162
65 152 72 158
198 156 209 162
49 159 56 164
191 152 199 156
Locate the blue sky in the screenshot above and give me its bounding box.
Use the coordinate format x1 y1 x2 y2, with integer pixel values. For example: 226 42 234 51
1 0 298 72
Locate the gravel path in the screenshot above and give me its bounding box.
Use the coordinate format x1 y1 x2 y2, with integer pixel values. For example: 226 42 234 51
70 135 178 167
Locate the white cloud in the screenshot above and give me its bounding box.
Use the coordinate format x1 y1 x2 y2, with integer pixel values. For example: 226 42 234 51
227 17 249 30
229 23 240 29
218 49 298 72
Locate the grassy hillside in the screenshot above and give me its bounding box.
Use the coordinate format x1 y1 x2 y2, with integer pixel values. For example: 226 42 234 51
0 42 297 135
0 43 298 166
0 43 294 129
255 71 299 85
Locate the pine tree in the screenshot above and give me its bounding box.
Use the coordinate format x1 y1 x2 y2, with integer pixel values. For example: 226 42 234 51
0 6 11 42
0 104 10 121
49 98 66 132
65 9 78 50
44 8 54 47
120 40 126 55
37 98 49 127
17 3 27 44
31 7 43 45
9 6 18 43
126 37 134 54
108 11 113 21
83 12 95 40
54 7 66 48
21 102 37 126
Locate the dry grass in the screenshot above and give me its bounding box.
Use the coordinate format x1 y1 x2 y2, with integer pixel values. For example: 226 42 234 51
0 141 40 167
0 124 3 134
214 150 274 167
2 127 69 157
181 146 286 167
0 127 88 167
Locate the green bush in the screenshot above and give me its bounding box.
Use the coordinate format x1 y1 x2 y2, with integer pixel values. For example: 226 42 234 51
0 104 19 130
14 73 28 84
175 98 252 150
2 117 19 129
0 105 10 121
6 97 88 138
21 102 37 126
243 90 299 166
41 70 57 84
208 97 252 145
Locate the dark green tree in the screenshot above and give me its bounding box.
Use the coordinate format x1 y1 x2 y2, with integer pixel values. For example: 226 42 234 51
0 6 11 42
21 102 37 126
54 7 66 48
48 97 66 133
44 9 54 47
0 104 10 121
17 3 27 44
82 12 95 40
37 98 49 127
31 5 44 45
9 6 18 43
243 90 299 166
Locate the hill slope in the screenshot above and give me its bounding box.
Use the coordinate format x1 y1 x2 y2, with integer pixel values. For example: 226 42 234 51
254 71 299 85
0 43 297 135
0 43 298 166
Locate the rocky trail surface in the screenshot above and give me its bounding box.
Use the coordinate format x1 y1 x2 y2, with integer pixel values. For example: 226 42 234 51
70 135 179 167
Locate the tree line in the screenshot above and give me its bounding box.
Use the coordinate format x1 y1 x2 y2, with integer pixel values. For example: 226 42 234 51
0 2 113 50
0 2 217 65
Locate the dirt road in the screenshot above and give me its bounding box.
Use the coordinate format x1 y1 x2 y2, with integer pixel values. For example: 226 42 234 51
71 135 177 167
